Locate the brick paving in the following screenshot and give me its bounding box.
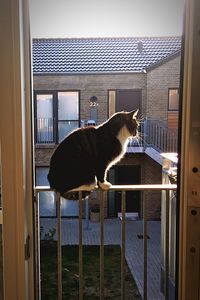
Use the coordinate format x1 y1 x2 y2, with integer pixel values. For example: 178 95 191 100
40 218 164 299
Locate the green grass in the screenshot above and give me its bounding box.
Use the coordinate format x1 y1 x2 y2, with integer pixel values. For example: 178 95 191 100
41 242 141 299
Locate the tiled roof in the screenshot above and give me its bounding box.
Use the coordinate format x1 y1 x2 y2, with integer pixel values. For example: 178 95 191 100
32 37 181 74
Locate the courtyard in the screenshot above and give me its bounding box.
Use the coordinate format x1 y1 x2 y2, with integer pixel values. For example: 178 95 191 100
40 217 164 299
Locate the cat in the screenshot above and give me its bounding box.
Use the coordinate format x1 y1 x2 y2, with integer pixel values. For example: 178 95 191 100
47 110 139 197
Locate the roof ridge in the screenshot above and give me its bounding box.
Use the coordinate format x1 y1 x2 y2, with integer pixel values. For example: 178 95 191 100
33 36 181 42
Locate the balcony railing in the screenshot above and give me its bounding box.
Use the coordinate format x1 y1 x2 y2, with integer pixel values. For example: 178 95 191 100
36 118 54 144
128 118 178 153
34 184 176 300
35 118 178 154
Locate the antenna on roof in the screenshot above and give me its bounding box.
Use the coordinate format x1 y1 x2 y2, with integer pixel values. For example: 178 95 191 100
137 41 143 53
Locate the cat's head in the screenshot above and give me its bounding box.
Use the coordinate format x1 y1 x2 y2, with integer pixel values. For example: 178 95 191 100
124 109 139 137
107 109 139 138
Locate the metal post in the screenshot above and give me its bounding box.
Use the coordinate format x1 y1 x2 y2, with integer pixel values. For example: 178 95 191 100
84 195 90 230
56 192 62 300
121 191 126 300
143 191 148 300
79 192 83 300
100 191 105 300
165 190 170 300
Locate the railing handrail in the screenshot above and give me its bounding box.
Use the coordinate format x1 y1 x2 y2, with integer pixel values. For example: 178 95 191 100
34 184 177 300
35 184 177 193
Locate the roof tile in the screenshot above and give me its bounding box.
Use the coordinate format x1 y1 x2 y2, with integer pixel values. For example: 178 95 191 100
32 37 181 74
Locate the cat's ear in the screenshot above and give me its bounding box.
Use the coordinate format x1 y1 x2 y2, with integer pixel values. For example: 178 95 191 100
129 109 139 119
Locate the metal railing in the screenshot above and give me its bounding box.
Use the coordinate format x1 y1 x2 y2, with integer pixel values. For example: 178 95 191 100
36 118 54 143
34 184 176 300
35 117 178 153
128 119 178 153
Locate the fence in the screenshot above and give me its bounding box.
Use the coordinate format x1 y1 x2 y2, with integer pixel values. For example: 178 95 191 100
34 184 176 300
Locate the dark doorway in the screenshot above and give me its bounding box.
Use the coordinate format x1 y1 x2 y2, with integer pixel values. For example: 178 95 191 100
116 89 141 112
108 165 141 216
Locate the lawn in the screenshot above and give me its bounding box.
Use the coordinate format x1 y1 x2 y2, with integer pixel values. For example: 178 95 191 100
41 242 142 299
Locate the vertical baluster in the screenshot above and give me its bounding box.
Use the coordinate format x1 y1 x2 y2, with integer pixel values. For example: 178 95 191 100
79 192 83 300
165 190 170 300
152 123 155 146
35 191 41 300
56 192 62 300
164 130 166 152
100 191 105 300
143 191 148 300
121 191 126 300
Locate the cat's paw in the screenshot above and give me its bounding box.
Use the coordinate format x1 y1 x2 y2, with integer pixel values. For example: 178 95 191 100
98 181 112 190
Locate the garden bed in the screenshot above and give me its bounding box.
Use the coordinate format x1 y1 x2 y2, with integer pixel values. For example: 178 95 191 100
41 242 141 299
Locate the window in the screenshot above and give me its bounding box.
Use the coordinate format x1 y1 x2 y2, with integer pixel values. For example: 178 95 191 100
168 89 179 111
108 90 116 117
36 167 79 217
36 93 54 143
35 91 79 144
36 167 56 217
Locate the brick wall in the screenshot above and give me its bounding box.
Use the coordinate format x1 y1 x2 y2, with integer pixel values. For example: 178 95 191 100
146 56 181 122
35 146 56 166
34 73 146 124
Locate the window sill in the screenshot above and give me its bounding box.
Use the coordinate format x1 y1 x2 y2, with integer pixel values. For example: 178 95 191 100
35 143 57 149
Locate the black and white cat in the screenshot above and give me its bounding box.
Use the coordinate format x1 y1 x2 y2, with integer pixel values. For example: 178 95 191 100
47 110 139 196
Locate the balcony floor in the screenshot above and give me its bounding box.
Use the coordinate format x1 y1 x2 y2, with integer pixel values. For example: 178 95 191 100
40 218 164 300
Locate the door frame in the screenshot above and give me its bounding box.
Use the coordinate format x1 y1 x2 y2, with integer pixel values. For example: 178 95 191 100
113 165 141 216
178 0 200 298
0 0 35 299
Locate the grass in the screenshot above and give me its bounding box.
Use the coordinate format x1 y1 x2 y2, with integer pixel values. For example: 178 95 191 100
41 242 142 299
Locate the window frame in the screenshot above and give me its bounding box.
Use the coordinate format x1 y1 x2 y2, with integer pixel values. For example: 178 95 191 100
168 88 180 111
34 90 80 144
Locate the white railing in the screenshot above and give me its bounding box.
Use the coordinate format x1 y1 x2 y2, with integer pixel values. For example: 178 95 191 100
34 184 176 300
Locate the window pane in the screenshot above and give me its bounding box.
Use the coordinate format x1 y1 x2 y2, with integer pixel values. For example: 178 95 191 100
37 94 53 118
36 167 56 217
35 167 79 217
58 91 79 120
109 90 116 117
169 89 179 110
58 121 79 142
36 94 54 143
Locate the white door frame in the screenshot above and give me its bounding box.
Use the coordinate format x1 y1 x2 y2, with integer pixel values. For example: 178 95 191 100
0 0 34 299
1 0 200 299
178 0 200 298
